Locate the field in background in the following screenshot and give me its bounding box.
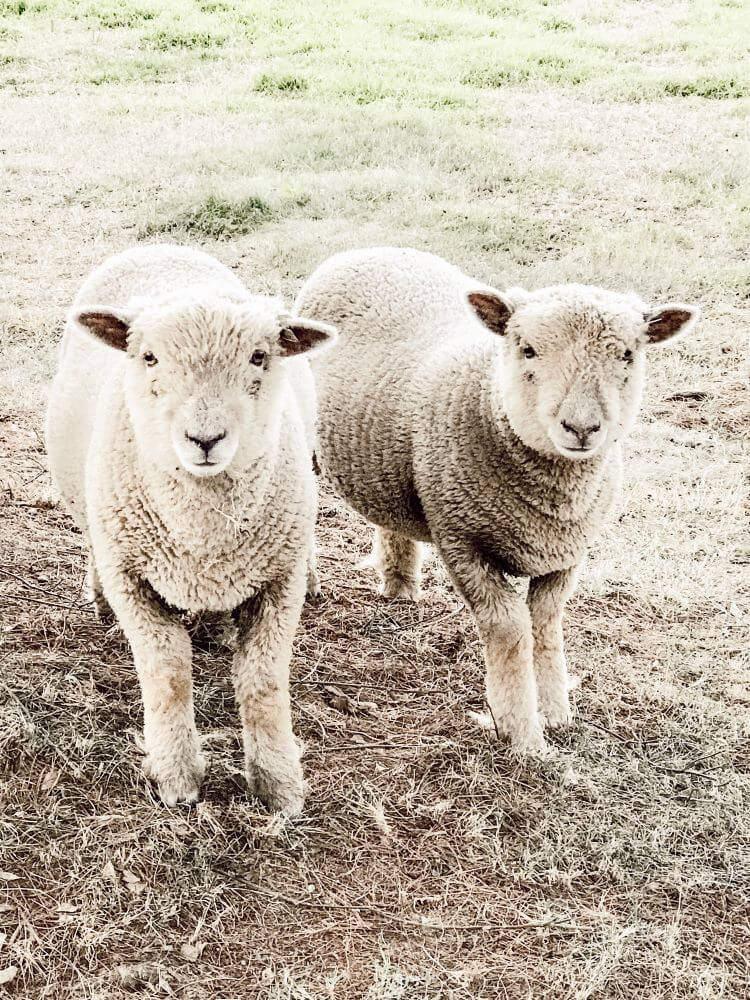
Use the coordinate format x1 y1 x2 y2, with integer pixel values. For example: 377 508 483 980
0 1 748 997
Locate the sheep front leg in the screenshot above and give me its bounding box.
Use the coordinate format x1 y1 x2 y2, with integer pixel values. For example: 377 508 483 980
436 538 545 754
103 572 204 805
232 576 306 816
528 567 579 729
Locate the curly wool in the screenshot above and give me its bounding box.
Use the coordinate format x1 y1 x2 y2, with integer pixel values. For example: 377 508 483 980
296 246 687 754
47 244 321 811
50 244 317 609
299 247 620 575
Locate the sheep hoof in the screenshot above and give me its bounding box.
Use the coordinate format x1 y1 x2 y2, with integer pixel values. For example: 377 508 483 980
507 722 548 757
246 761 305 817
485 705 548 755
305 568 322 600
379 576 420 601
511 737 549 758
142 751 207 807
542 701 573 730
93 592 115 624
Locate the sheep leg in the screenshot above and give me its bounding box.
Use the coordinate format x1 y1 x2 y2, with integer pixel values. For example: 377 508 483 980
232 576 306 816
436 537 545 754
527 567 579 729
86 546 114 623
102 571 204 806
306 544 321 599
371 527 422 600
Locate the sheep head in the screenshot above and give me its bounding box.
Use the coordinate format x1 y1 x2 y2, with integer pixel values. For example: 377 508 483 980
73 291 337 479
467 284 699 461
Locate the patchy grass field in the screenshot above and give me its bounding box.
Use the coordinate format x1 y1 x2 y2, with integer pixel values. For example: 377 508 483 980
1 0 749 997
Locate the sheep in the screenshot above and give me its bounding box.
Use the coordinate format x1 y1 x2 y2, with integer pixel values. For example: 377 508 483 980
46 243 336 810
296 246 699 755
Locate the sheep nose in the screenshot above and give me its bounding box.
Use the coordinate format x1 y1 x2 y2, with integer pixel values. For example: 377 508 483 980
185 430 226 455
561 419 601 443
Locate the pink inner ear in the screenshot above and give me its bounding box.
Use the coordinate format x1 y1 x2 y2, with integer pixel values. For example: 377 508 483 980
78 311 130 351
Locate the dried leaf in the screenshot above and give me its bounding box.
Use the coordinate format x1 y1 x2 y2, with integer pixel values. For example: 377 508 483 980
0 873 19 882
116 963 160 988
41 769 61 792
122 870 145 896
180 941 204 962
56 902 79 913
102 861 117 885
0 967 17 985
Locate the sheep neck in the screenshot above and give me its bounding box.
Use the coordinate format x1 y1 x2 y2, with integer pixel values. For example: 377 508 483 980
480 375 613 524
133 439 279 554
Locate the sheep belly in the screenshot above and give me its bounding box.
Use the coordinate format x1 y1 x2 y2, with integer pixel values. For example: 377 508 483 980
315 356 430 541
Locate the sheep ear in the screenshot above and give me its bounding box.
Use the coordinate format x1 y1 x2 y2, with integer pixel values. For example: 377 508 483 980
278 318 338 357
643 303 700 345
466 289 518 336
73 306 136 352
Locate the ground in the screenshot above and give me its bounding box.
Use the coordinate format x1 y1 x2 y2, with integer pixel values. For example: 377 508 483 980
0 1 748 997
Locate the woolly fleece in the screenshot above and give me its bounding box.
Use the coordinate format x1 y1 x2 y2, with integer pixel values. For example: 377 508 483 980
47 244 332 810
297 247 698 754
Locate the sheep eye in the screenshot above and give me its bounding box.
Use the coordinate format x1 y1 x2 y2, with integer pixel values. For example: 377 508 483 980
522 345 536 359
143 351 157 367
623 349 633 363
251 350 266 367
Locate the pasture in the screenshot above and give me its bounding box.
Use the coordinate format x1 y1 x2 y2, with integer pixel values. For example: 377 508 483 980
0 0 748 996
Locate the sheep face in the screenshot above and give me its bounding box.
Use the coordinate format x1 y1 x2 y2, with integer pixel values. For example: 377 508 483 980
468 285 699 461
74 295 336 479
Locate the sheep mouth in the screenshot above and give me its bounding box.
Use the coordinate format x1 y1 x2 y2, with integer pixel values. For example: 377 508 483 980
554 442 599 459
181 457 229 478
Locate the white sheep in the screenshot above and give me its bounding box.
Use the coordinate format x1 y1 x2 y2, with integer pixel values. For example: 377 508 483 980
46 243 336 810
296 247 699 754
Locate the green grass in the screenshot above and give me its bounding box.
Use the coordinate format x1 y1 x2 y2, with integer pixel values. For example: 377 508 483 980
145 28 228 51
254 72 308 94
148 194 277 238
85 4 156 29
662 76 750 99
0 0 749 997
86 58 173 85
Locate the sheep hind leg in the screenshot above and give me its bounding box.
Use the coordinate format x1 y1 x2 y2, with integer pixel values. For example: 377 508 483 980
372 527 422 601
305 545 321 600
86 545 114 623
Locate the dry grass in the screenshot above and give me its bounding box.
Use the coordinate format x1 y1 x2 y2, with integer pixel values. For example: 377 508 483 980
1 1 749 997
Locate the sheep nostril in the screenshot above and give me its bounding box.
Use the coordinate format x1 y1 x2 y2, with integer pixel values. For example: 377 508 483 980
186 431 227 454
561 420 601 439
